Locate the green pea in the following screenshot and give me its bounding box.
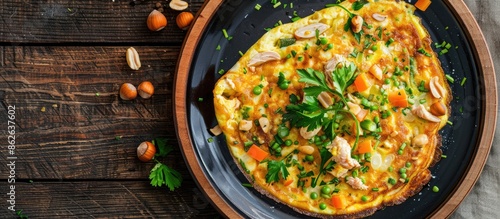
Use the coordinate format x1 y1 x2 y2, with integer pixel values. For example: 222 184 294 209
319 203 327 210
432 186 439 193
279 82 289 90
361 195 368 202
253 86 262 95
405 162 412 168
277 126 290 138
388 178 397 185
399 168 407 173
371 45 378 51
384 78 391 84
320 37 328 45
321 186 331 194
400 173 407 179
285 139 293 146
305 155 314 162
310 192 318 200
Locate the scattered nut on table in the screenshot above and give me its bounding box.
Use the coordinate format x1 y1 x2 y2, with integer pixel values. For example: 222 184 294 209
170 0 189 11
138 81 155 99
137 141 156 162
147 9 167 31
176 12 194 30
120 83 137 100
126 47 141 70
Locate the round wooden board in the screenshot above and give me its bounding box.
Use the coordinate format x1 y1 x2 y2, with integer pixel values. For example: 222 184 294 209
173 0 496 218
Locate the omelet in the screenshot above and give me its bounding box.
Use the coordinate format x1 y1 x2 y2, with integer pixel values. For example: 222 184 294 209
213 0 451 217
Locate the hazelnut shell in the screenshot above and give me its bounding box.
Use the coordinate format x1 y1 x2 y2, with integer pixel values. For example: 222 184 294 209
147 10 167 31
138 81 154 99
119 83 137 100
137 141 156 162
176 12 194 30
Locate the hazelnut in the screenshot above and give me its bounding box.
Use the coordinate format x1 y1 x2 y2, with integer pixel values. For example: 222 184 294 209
120 83 137 100
147 10 167 31
176 12 194 30
137 141 156 162
429 101 447 116
137 81 154 99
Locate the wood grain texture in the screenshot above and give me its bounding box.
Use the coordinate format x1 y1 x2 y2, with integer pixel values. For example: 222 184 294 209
0 181 219 218
0 0 204 44
0 46 183 179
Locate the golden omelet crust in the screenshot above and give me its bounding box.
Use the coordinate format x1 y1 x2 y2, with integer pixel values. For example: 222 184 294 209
213 0 451 218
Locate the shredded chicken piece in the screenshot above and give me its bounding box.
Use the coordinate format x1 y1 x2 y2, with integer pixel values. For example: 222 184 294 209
328 136 360 169
346 176 368 190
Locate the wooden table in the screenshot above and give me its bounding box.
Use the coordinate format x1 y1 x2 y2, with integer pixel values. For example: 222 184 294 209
0 0 221 217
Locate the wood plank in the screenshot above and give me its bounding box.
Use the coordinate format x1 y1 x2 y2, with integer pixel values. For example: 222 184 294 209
0 181 221 218
0 46 186 179
0 0 204 43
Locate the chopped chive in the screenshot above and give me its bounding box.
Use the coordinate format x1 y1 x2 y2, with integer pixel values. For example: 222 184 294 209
386 38 394 46
254 4 262 10
445 74 455 83
291 16 301 22
283 3 287 8
298 56 304 61
216 45 221 50
447 120 453 126
372 188 379 192
218 69 225 75
441 154 447 159
445 26 449 30
222 29 229 38
227 36 233 41
290 3 293 8
198 98 204 102
207 137 214 143
460 77 467 86
239 51 244 56
273 2 281 8
242 183 253 188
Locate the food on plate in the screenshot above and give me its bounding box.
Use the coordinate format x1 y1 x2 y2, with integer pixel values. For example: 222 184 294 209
213 0 450 217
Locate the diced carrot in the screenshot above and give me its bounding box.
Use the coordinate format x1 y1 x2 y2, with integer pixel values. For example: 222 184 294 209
331 195 344 209
388 89 408 108
283 178 294 186
247 145 269 162
356 108 368 121
354 73 371 92
357 140 372 154
415 0 432 11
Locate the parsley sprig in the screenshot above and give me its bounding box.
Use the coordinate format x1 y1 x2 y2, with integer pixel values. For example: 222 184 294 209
149 138 183 191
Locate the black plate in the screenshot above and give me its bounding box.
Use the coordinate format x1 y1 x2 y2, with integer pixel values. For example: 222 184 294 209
187 1 481 218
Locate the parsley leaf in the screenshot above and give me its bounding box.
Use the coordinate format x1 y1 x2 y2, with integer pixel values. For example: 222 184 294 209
153 138 172 158
149 162 182 191
331 62 357 96
311 147 333 188
352 0 369 11
265 160 290 183
283 96 325 131
297 68 330 91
